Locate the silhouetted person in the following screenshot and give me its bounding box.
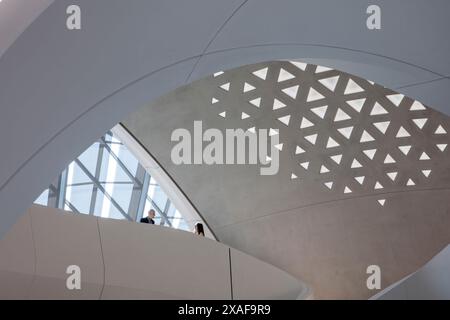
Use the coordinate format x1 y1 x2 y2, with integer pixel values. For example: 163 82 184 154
140 209 155 224
194 222 205 236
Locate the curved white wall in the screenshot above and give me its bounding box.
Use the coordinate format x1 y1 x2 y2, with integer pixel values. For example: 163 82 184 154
1 0 450 242
0 205 309 300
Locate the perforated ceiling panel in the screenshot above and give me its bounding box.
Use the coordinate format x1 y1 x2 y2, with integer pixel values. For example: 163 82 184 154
209 61 450 207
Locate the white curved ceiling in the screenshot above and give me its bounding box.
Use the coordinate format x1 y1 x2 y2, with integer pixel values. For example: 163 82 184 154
0 0 449 243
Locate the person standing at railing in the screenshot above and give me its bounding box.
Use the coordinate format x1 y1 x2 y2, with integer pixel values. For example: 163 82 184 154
194 222 205 236
140 209 155 224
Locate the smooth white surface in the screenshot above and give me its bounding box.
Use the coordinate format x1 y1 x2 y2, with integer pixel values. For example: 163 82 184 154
0 212 34 299
231 248 311 300
0 205 309 300
28 205 104 299
99 217 230 300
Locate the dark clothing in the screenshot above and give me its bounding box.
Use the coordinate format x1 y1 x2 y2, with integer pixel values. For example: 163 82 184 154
140 217 155 224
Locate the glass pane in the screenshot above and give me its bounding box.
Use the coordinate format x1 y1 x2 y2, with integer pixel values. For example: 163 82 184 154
116 144 139 178
148 179 168 211
65 184 93 214
106 197 128 220
77 142 100 176
166 202 177 219
102 145 133 184
92 189 106 217
68 162 91 185
176 219 190 232
35 189 49 206
104 182 133 215
34 129 202 233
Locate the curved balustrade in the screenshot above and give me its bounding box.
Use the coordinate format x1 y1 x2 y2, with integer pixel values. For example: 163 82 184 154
0 205 311 300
